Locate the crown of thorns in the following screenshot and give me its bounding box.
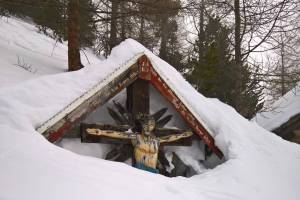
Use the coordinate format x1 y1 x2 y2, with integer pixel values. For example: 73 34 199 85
136 113 155 124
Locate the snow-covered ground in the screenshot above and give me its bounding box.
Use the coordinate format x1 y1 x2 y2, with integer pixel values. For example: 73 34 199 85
1 17 300 200
254 84 300 130
0 17 101 88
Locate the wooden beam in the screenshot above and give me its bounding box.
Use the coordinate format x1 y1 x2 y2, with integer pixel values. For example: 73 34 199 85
81 123 131 144
81 123 191 146
127 53 151 117
126 79 149 117
126 55 150 118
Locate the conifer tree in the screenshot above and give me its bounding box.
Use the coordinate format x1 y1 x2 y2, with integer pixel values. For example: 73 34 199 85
187 17 263 118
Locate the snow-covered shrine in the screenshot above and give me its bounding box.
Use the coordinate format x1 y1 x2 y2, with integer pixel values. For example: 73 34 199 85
36 48 223 176
37 55 221 157
1 18 300 198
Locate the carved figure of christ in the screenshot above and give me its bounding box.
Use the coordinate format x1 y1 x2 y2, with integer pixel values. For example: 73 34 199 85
86 120 193 173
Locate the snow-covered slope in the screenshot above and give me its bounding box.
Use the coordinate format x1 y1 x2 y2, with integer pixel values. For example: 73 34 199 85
0 17 101 88
1 17 300 200
254 84 300 130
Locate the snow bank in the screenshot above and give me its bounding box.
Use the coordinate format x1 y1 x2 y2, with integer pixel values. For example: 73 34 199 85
254 84 300 130
0 17 101 88
0 18 300 200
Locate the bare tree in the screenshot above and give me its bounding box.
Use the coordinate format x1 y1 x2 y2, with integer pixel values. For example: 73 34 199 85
265 27 300 101
211 0 299 113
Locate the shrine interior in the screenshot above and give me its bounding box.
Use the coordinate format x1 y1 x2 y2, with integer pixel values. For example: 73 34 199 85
57 85 224 177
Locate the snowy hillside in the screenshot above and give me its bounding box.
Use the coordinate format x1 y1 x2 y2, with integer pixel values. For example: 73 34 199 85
0 17 101 88
1 17 300 200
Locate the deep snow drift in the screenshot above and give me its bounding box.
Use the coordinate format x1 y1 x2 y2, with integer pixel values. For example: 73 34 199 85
0 17 300 200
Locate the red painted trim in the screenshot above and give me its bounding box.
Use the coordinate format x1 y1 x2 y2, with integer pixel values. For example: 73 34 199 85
43 64 139 143
139 57 223 158
138 55 151 80
48 123 72 143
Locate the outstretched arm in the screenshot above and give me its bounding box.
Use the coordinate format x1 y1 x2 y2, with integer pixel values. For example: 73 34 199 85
86 128 136 139
158 131 193 143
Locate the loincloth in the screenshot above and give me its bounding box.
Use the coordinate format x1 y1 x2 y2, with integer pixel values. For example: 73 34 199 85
135 162 159 174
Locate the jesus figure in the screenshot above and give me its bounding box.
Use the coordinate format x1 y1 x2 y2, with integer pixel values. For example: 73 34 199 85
86 114 193 173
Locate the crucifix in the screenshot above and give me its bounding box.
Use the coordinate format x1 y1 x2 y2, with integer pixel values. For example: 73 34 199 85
81 79 194 174
86 113 192 173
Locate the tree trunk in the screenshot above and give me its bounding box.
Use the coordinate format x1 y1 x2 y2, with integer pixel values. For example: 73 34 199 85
159 13 168 59
234 0 242 67
120 1 126 41
139 15 145 45
233 0 244 114
280 33 286 96
198 0 205 59
68 0 82 71
109 0 119 52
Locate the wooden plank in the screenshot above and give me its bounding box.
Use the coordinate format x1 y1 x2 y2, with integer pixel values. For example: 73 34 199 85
126 79 149 117
138 55 152 80
138 56 223 158
160 137 192 146
42 63 139 142
81 123 131 144
126 55 150 130
81 123 191 146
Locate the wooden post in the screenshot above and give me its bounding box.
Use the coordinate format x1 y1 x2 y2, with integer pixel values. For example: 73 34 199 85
125 55 151 117
126 58 150 166
126 79 149 117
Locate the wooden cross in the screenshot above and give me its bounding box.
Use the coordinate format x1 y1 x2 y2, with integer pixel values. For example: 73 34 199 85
81 80 194 174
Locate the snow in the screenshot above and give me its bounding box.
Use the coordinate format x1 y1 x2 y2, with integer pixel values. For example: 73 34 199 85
0 17 101 88
253 84 300 130
58 138 112 158
165 140 207 173
1 17 300 200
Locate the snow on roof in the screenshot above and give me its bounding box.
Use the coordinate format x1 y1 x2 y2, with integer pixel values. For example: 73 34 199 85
254 84 300 131
1 18 300 200
35 48 221 155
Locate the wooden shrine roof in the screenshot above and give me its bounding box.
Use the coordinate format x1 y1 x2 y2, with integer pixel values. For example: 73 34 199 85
36 54 223 158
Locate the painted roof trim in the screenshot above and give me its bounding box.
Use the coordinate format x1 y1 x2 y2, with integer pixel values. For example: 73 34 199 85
36 52 144 134
150 58 214 140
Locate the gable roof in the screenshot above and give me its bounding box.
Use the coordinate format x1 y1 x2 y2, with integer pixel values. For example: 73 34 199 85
36 49 223 158
254 84 300 131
